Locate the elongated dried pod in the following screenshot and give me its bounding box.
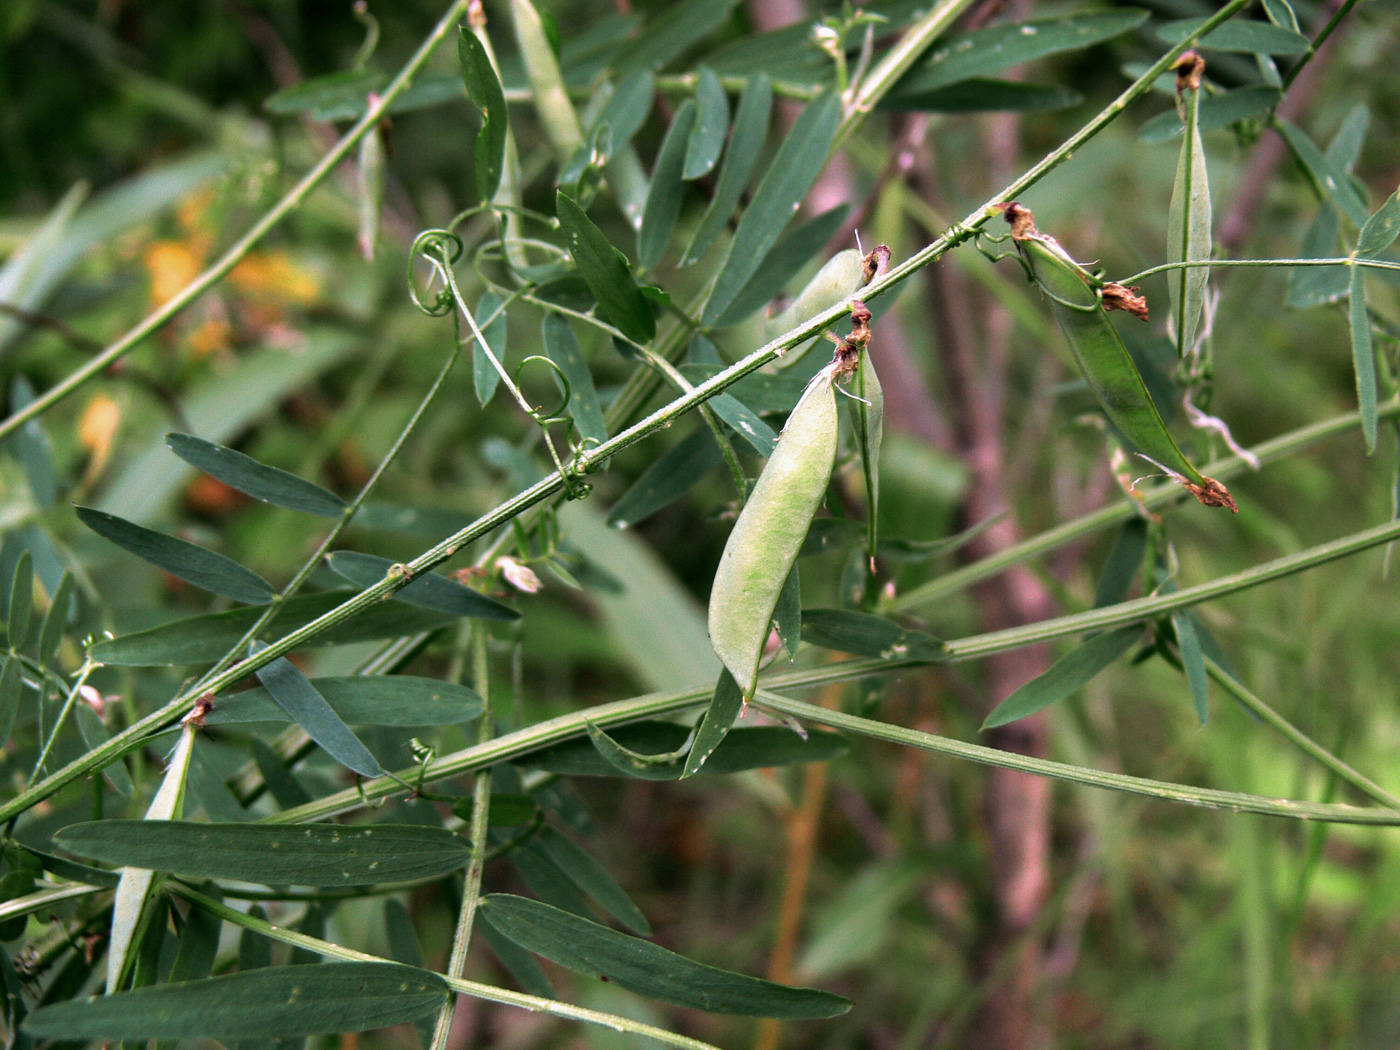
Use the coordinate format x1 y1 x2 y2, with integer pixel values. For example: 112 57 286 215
1000 202 1235 511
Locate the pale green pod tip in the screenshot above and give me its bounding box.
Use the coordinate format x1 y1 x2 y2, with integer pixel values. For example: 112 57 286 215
766 250 866 365
708 365 841 697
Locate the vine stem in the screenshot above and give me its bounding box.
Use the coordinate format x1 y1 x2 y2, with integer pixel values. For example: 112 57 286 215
1122 256 1400 284
751 692 1400 825
0 0 1255 824
426 623 493 1050
0 0 473 443
163 884 725 1050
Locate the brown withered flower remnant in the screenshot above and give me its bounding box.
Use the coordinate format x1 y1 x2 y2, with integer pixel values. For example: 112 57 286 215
1101 282 1149 322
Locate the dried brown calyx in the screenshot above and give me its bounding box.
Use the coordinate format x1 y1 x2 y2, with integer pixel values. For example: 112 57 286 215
861 244 891 284
1101 282 1149 322
1173 50 1204 93
1000 201 1038 241
830 300 873 381
1183 475 1237 513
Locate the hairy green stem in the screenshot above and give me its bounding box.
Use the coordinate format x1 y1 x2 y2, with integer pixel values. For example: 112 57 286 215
752 692 1400 825
1123 256 1400 284
427 624 493 1050
0 1 472 442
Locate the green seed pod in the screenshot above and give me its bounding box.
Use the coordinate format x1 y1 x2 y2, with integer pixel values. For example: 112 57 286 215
1002 202 1235 512
709 365 840 697
766 249 865 368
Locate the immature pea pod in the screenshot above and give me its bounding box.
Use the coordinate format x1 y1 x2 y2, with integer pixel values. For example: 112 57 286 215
765 249 865 368
1001 202 1235 512
709 363 840 699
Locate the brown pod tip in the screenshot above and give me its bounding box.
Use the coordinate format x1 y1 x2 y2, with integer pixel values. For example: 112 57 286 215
999 201 1037 240
1101 282 1149 322
1173 50 1205 93
1184 476 1237 513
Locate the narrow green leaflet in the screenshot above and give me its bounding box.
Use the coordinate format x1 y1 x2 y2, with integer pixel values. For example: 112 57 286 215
855 348 883 560
1277 120 1371 228
250 641 383 778
713 204 850 328
1093 518 1148 608
88 589 459 666
56 822 471 887
557 191 655 344
773 564 801 658
327 550 521 621
1262 0 1299 31
474 291 507 406
481 920 556 998
1139 84 1280 143
7 551 31 649
76 507 275 605
524 721 846 777
265 70 384 120
542 314 608 446
1156 17 1309 55
982 625 1143 730
1287 203 1348 308
681 667 745 778
1358 188 1400 258
0 657 19 749
709 391 778 457
800 609 946 662
165 434 346 518
9 377 56 509
1326 104 1370 172
891 10 1150 96
681 72 771 266
479 894 850 1018
205 676 482 727
511 840 594 918
606 427 721 529
564 70 654 180
685 67 729 179
881 79 1080 113
459 27 508 201
638 99 697 270
703 91 840 325
37 570 74 665
252 738 313 809
1349 264 1378 453
24 963 447 1040
1167 66 1211 357
167 896 222 985
74 704 134 796
531 825 651 934
680 362 808 414
1172 611 1210 724
798 517 864 557
612 0 737 75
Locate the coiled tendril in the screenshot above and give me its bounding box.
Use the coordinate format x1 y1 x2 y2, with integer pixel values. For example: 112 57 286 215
408 229 465 316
